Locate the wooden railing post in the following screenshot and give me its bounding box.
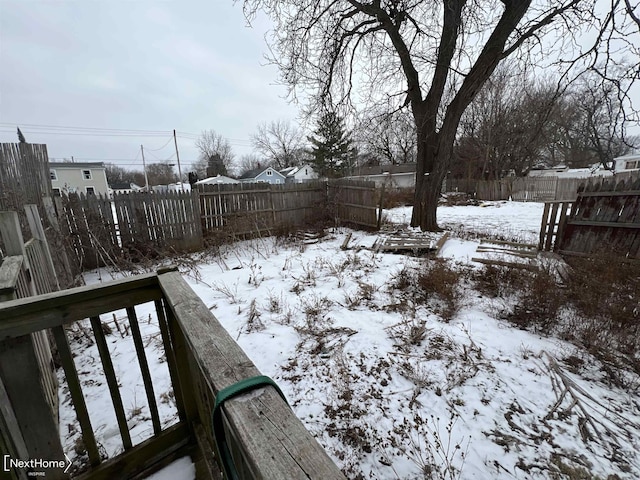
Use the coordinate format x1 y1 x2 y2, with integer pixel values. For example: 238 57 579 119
0 211 67 480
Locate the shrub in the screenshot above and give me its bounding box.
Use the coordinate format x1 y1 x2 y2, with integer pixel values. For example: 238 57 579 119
417 259 465 321
381 187 414 208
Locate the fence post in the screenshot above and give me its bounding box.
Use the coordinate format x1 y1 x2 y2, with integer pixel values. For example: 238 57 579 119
0 211 67 480
377 183 385 229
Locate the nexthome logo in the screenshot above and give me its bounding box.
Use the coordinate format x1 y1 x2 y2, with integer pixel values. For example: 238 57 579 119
3 454 72 476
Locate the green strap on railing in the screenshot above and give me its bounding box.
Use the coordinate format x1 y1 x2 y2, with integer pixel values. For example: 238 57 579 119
212 375 289 480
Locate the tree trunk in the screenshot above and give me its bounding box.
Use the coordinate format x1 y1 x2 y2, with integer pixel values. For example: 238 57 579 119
411 126 444 231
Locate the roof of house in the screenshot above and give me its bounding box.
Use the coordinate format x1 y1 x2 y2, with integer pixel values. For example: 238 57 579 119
280 164 315 177
279 166 298 176
195 175 240 185
353 163 416 176
238 166 284 179
49 162 105 169
615 153 640 161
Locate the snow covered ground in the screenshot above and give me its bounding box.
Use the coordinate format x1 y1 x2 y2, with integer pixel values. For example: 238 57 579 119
60 201 640 479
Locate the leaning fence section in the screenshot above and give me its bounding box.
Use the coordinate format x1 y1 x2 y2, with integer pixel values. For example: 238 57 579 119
556 176 640 258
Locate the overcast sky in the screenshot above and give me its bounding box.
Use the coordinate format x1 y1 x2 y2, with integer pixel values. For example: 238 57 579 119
0 0 302 173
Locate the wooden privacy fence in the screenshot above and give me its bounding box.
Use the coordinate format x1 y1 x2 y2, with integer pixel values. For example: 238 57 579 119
0 270 345 480
0 143 52 216
328 179 379 229
0 143 77 289
446 172 640 202
539 176 640 258
58 180 379 268
197 181 329 235
57 191 203 269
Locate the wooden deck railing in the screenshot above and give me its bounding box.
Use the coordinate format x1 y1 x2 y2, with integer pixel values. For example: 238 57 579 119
0 270 345 480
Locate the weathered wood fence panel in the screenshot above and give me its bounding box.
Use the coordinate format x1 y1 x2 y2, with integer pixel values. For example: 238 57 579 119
328 179 379 229
538 201 573 251
0 143 52 216
557 177 640 258
57 180 377 268
446 172 640 202
197 181 332 236
198 183 277 236
113 191 202 253
0 143 77 289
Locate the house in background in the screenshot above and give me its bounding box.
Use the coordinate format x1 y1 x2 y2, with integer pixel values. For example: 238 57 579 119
50 162 109 196
527 164 614 179
108 182 143 196
280 164 319 183
238 166 286 185
612 153 640 172
195 175 240 186
345 163 417 188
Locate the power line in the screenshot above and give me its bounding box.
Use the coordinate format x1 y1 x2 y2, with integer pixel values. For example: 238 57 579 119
0 122 170 134
145 136 174 152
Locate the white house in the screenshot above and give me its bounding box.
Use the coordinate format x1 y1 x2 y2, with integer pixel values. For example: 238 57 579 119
527 164 614 179
279 164 319 183
238 166 286 185
195 175 240 185
108 182 143 195
50 162 109 196
612 154 640 172
346 163 417 188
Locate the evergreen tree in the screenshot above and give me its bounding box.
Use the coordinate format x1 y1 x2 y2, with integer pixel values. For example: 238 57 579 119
307 112 356 178
206 153 227 177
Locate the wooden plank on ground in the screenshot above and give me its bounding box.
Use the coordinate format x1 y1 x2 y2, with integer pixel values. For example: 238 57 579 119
471 257 539 271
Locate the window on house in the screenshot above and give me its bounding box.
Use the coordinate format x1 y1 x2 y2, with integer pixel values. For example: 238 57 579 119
305 169 308 175
266 170 272 176
86 187 95 195
625 161 639 170
52 188 61 196
83 170 92 180
50 170 57 180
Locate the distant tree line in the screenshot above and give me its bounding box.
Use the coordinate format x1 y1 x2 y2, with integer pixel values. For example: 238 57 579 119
106 68 636 188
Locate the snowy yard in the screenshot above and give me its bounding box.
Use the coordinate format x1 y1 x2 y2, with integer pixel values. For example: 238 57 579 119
61 201 640 479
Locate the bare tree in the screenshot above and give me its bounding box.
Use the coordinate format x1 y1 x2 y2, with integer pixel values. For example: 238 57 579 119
232 153 264 177
243 0 639 230
145 162 176 186
454 67 561 178
358 108 416 165
193 130 235 178
105 164 146 187
570 73 638 168
251 120 305 169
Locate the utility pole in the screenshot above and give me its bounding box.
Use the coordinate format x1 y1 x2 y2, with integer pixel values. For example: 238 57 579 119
141 145 150 191
173 129 185 192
